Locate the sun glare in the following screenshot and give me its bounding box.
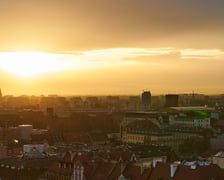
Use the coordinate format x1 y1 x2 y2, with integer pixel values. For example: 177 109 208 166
0 51 71 78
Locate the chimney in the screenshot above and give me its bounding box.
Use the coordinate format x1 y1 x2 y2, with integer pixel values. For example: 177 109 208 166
170 163 178 178
152 160 157 168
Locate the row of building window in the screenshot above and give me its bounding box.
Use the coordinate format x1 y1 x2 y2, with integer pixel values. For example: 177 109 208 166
122 133 199 144
46 173 70 180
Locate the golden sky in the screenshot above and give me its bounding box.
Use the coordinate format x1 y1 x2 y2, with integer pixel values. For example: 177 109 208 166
0 0 224 95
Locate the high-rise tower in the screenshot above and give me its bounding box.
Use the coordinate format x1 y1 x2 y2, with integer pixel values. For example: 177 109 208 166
141 91 151 111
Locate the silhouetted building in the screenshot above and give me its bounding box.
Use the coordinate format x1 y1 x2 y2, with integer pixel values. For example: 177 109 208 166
165 94 179 107
141 91 151 111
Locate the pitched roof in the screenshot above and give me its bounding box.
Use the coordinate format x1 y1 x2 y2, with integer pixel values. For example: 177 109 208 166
173 164 224 180
199 149 220 158
149 162 170 180
100 150 135 162
74 153 91 163
110 150 134 162
48 162 72 175
107 162 122 180
81 162 98 178
149 162 224 180
61 151 73 163
107 162 152 180
123 163 151 180
91 161 117 180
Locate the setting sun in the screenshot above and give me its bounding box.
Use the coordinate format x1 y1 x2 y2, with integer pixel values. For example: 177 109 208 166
0 0 223 95
0 51 71 78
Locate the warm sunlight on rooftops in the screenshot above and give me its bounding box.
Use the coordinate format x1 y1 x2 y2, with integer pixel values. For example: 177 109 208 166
0 51 72 78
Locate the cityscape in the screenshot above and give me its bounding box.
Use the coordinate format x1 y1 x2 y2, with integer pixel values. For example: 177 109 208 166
0 89 223 179
1 0 224 179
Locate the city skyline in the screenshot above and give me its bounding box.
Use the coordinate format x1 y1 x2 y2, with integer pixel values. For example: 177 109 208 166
0 0 224 95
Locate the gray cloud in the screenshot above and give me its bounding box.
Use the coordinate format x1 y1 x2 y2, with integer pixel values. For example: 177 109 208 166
0 0 224 51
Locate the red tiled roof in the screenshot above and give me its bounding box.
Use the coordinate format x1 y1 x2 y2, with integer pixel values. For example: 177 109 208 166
123 163 152 180
149 162 170 180
199 149 220 158
75 153 91 163
60 151 92 164
99 151 110 160
121 151 135 162
107 162 122 180
110 151 123 161
62 151 73 163
49 162 72 175
108 162 152 180
149 162 224 180
174 164 224 180
82 162 98 178
91 161 117 180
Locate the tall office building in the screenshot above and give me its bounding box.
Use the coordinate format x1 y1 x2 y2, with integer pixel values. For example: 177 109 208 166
141 91 151 111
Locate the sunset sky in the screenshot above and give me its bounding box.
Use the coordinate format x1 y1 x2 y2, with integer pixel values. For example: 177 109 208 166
0 0 224 95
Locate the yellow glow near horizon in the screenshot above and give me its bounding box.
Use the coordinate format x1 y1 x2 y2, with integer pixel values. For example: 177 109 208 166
0 48 223 79
0 51 72 78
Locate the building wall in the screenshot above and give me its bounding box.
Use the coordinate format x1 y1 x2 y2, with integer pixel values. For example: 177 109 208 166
171 131 199 140
212 155 224 169
122 131 173 144
141 91 151 111
122 131 145 144
169 115 211 129
193 118 210 128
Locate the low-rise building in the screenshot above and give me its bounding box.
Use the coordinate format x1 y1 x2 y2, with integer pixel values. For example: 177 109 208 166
0 143 56 179
212 151 224 169
168 106 213 129
150 161 224 180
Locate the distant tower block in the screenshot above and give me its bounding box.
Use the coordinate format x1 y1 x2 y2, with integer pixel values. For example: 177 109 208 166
141 91 151 111
0 88 2 98
165 94 179 107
